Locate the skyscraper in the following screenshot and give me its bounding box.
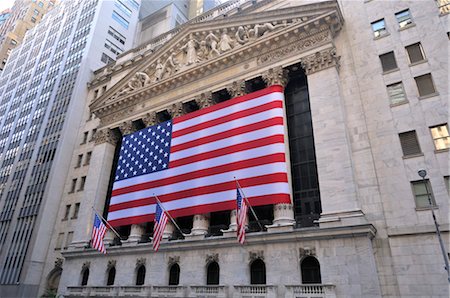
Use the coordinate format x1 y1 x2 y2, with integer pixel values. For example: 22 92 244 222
0 0 140 296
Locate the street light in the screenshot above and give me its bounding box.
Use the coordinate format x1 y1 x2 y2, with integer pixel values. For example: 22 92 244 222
417 169 450 283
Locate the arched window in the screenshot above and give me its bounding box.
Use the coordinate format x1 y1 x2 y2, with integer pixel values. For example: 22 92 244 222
250 259 266 284
206 262 219 285
168 263 180 285
136 265 146 285
81 268 89 286
106 267 116 285
301 256 321 284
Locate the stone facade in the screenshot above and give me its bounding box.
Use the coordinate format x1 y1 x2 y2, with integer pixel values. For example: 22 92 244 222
51 0 449 297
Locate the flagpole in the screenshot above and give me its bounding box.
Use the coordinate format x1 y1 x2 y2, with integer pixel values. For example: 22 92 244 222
153 194 187 237
234 177 264 231
92 207 121 239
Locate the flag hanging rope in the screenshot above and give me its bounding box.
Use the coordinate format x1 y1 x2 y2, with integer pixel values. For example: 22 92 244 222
153 194 187 237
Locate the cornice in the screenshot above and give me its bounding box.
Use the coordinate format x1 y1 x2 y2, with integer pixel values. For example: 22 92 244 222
92 10 342 127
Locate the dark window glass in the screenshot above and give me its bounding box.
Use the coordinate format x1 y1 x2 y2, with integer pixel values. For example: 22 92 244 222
411 180 436 208
414 73 436 97
399 131 421 156
250 259 266 284
301 256 321 284
206 262 220 285
169 263 180 285
379 52 398 72
285 66 321 228
136 265 145 285
81 268 89 286
406 43 425 64
107 267 116 285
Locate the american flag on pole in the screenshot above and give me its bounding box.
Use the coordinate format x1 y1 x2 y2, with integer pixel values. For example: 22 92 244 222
91 213 108 254
236 187 248 244
107 85 291 227
153 201 168 251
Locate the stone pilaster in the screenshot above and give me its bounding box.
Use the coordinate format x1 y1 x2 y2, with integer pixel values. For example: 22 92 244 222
262 66 289 87
226 80 246 98
71 128 118 248
125 224 145 244
304 47 365 228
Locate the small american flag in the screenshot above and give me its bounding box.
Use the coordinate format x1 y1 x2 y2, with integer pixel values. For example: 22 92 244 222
153 201 168 251
91 213 108 254
236 187 248 244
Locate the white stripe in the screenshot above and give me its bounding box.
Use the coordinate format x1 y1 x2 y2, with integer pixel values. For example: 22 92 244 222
171 108 284 146
110 162 288 205
112 143 286 190
171 125 284 161
108 182 289 221
173 92 284 131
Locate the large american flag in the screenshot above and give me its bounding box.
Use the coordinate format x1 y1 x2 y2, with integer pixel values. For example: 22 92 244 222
91 213 108 254
236 187 248 244
107 85 291 227
153 201 168 251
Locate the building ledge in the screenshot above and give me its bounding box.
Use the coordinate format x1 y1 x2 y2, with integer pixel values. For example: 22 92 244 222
62 224 376 258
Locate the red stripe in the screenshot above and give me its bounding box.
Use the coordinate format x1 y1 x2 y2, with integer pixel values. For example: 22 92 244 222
171 117 284 153
170 134 284 168
109 173 288 212
108 193 291 227
111 152 286 197
173 85 284 125
172 101 283 138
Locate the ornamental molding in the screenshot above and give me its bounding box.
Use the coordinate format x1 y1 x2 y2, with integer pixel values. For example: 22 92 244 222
249 250 264 262
226 79 246 98
82 261 90 270
206 253 219 264
168 256 180 265
300 47 340 75
107 260 116 269
261 66 289 87
299 247 316 258
54 258 63 268
91 1 343 126
93 128 119 145
136 258 146 267
195 91 213 109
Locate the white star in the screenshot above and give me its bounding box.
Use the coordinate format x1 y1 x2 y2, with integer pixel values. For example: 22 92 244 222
152 166 157 171
156 135 160 140
166 132 170 136
115 175 119 180
162 163 167 168
130 167 134 171
119 156 122 160
165 142 169 147
138 141 141 145
162 128 166 133
131 157 135 161
155 145 159 150
140 154 144 158
139 164 142 169
134 161 138 165
159 149 163 154
125 140 129 144
167 122 171 126
127 153 131 158
144 158 148 162
121 169 124 174
145 148 149 152
151 141 155 146
126 163 129 167
158 159 162 164
149 152 153 156
152 131 156 136
164 152 168 157
157 125 161 130
124 173 128 177
154 155 157 160
139 131 142 135
133 171 137 175
143 168 147 173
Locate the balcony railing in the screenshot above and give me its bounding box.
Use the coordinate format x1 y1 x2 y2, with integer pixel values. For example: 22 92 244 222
285 284 336 298
437 0 450 14
66 284 335 297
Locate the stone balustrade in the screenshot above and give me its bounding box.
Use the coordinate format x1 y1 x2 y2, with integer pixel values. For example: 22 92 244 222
66 284 336 297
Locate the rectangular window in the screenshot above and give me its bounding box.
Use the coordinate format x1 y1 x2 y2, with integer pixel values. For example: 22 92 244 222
112 11 129 29
124 0 139 9
105 39 123 55
85 151 92 165
31 17 36 23
72 203 80 219
78 176 86 191
371 19 387 38
10 39 17 45
115 0 132 17
107 26 126 45
414 73 436 97
64 231 74 249
406 42 425 64
38 1 44 7
399 130 421 156
445 176 450 196
81 131 88 144
33 9 39 16
430 124 450 150
63 204 71 220
90 129 97 141
101 52 115 64
411 180 436 209
387 82 407 105
102 85 107 94
55 233 64 250
70 178 77 193
437 0 450 15
395 9 413 28
379 51 398 72
76 154 83 168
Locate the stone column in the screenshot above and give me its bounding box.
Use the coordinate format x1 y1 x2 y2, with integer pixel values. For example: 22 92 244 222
103 229 115 246
118 121 146 244
301 47 366 227
190 214 210 238
262 66 296 231
163 221 175 239
70 128 118 249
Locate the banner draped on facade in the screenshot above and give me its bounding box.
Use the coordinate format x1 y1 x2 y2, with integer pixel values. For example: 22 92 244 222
107 85 291 227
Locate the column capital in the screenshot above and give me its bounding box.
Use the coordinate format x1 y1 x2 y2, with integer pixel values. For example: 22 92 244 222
119 120 134 135
262 66 289 87
195 91 213 109
226 79 246 98
142 112 157 127
94 128 118 145
301 47 340 75
169 102 184 118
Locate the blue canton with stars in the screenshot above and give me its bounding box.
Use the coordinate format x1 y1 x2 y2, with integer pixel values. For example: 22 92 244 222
115 121 172 181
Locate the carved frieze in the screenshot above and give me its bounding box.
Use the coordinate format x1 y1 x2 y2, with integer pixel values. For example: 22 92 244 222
195 91 213 109
299 247 316 258
262 66 289 87
94 129 119 145
300 47 340 75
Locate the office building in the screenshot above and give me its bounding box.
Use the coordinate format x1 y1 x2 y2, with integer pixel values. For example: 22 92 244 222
0 0 141 296
48 0 450 297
